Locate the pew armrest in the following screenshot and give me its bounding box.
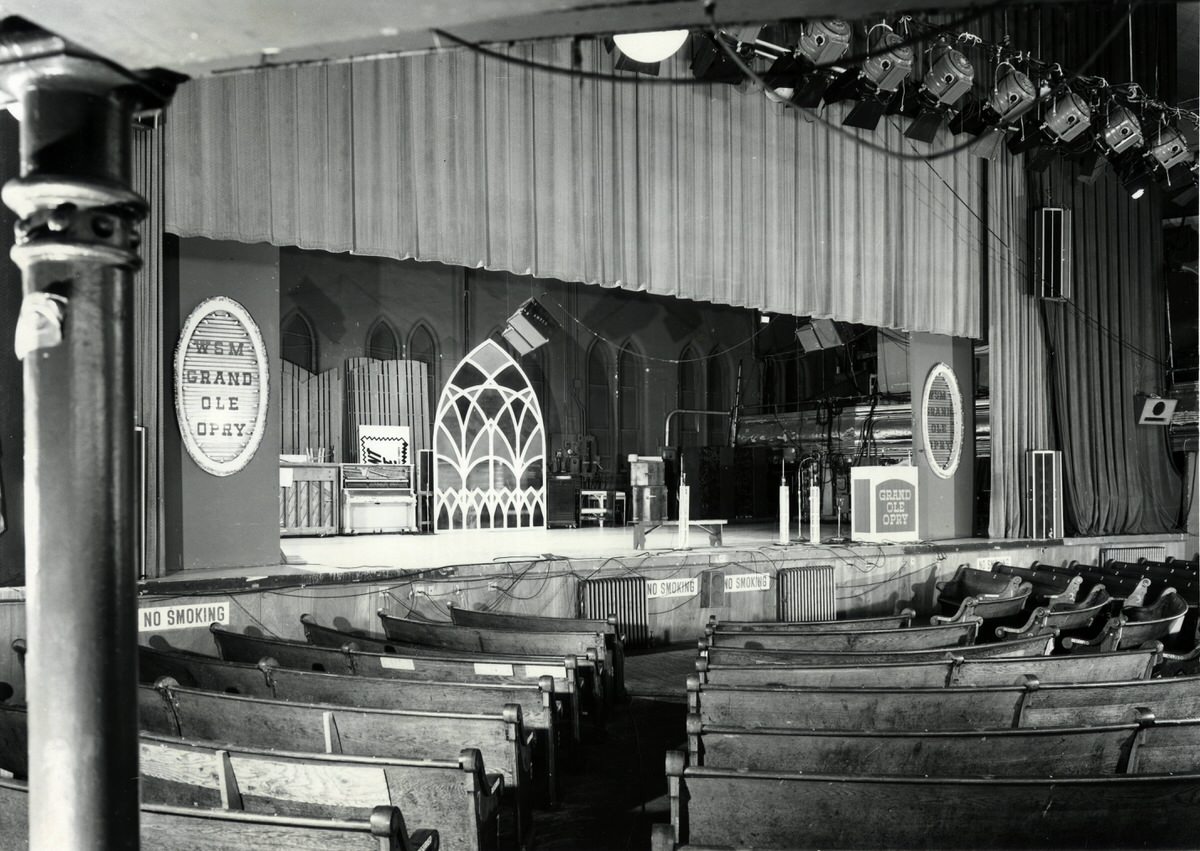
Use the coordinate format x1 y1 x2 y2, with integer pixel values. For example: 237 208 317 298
930 598 978 625
409 829 439 851
995 608 1048 640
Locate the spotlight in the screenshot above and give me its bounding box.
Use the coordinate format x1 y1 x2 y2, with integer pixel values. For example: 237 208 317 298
1042 91 1091 143
797 20 851 65
1101 106 1143 155
1120 161 1153 200
987 65 1037 123
861 29 912 92
785 20 852 108
613 30 689 64
1149 126 1192 172
690 31 746 84
905 47 974 142
839 28 912 131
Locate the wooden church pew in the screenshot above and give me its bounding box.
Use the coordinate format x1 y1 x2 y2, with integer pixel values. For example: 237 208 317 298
651 751 1200 851
685 712 1200 776
301 615 603 731
932 566 1032 627
0 777 435 851
446 606 626 699
0 703 496 851
687 672 1200 731
701 629 1054 667
701 619 981 652
1064 588 1189 652
706 609 917 633
695 643 1161 688
376 611 616 703
137 645 561 805
994 584 1113 640
990 563 1082 605
140 678 536 845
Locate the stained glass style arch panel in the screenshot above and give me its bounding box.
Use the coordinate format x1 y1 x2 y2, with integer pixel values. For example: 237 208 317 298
434 340 547 531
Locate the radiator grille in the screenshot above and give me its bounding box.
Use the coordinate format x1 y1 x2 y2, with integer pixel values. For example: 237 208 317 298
580 576 650 649
1100 545 1168 565
777 566 836 622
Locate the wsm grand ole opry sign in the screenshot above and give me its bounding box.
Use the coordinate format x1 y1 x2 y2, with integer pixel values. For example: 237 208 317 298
174 297 269 477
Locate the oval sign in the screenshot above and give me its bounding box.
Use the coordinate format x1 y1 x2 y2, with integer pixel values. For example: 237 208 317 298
174 297 269 477
921 362 963 479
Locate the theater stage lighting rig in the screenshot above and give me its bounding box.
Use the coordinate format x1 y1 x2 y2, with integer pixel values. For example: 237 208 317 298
903 44 975 142
823 24 913 131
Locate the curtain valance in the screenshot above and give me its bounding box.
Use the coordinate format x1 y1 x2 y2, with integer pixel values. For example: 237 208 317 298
166 41 982 338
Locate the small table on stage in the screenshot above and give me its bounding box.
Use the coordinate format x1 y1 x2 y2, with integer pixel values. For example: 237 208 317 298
579 490 609 527
633 519 727 549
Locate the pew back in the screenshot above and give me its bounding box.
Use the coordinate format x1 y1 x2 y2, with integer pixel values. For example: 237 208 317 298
706 610 916 632
702 631 1054 667
703 620 980 652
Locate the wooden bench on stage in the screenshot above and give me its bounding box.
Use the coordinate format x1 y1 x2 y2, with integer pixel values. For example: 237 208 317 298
695 643 1162 688
687 672 1200 731
632 519 726 549
0 777 435 851
706 610 917 633
139 644 562 805
140 677 537 845
700 629 1054 667
651 751 1200 851
701 619 981 652
447 606 626 700
686 712 1200 776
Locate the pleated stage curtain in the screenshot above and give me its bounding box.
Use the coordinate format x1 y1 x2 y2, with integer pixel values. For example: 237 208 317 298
987 155 1054 538
164 41 981 338
133 122 166 577
1027 165 1182 535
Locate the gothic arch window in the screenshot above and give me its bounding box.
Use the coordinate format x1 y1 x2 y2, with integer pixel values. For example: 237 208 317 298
707 350 727 445
433 340 546 531
281 310 316 373
677 345 702 449
408 323 439 412
585 342 613 470
618 343 642 468
366 318 399 360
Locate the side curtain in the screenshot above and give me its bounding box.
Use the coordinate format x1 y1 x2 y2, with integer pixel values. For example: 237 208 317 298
133 122 166 578
164 41 981 338
1028 164 1182 535
987 154 1053 538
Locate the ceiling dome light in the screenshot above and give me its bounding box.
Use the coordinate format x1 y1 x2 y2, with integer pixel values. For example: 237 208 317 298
613 30 690 64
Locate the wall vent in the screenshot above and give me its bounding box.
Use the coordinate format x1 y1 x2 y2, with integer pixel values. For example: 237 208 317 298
777 565 836 622
580 576 650 648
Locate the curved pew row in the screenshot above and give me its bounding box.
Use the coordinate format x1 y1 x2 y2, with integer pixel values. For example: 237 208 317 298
701 618 982 651
652 753 1200 851
301 615 607 730
706 610 917 632
0 777 435 851
446 606 626 699
695 644 1162 688
701 629 1055 666
0 703 496 851
139 644 561 805
932 566 1033 627
994 584 1113 640
139 677 537 845
686 713 1200 775
376 611 617 704
687 673 1200 730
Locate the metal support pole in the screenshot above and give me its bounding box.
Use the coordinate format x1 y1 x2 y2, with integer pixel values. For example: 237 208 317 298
0 26 176 849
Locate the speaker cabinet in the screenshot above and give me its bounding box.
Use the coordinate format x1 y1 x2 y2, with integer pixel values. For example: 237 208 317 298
1034 208 1072 301
1028 449 1063 539
1136 396 1177 426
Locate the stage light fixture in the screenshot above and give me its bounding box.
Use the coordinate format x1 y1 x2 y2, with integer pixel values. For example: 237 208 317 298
905 47 974 142
1149 125 1192 172
690 31 747 84
861 29 912 93
797 20 851 65
987 65 1037 123
840 28 912 131
1120 161 1153 200
1042 91 1091 143
1101 106 1143 155
613 30 689 64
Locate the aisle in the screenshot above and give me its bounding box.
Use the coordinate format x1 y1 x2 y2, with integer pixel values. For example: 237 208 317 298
531 647 695 850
